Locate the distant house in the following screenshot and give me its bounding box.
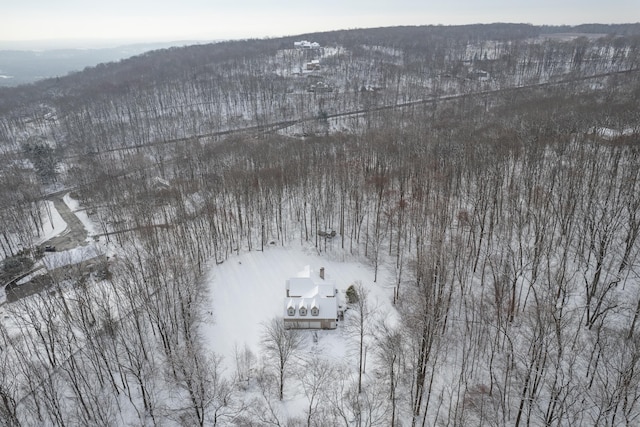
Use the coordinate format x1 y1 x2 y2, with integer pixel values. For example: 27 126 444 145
307 81 333 93
294 40 321 49
284 266 338 329
306 60 321 71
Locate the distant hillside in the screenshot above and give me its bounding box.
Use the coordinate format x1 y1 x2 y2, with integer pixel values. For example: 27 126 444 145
0 22 638 119
0 41 209 87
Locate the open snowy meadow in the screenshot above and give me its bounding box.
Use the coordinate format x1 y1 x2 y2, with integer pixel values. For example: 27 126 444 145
203 244 399 406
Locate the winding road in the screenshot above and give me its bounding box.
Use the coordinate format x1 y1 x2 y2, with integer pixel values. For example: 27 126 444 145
3 194 94 304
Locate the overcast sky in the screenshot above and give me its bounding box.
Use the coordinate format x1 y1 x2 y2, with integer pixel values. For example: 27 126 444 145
2 0 639 48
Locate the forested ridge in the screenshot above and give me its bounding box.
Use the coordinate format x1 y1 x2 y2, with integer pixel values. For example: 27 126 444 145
0 23 639 426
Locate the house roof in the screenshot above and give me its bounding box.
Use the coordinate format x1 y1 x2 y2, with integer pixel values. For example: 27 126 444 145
284 296 337 320
284 266 338 320
288 278 335 298
294 40 321 48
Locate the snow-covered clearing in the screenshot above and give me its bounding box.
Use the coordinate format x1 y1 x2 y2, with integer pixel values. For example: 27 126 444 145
202 243 401 419
203 243 397 375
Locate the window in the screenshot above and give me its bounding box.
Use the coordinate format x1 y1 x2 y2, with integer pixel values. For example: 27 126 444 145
299 307 307 316
287 307 295 316
311 307 319 316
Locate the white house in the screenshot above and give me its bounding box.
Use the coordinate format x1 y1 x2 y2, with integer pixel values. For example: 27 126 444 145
284 266 338 329
306 59 321 71
294 40 321 49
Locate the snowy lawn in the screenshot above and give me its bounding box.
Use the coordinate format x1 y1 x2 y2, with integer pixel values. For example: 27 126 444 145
202 243 398 375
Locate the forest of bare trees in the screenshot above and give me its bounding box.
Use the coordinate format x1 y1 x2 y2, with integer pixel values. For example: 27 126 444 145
0 23 639 425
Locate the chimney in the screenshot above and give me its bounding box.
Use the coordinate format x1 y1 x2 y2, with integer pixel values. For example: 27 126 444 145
319 267 325 280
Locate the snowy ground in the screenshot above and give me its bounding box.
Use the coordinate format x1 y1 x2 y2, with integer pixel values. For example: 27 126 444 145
0 193 109 305
37 200 68 245
0 200 67 304
594 126 637 139
202 243 398 376
39 193 110 271
63 192 99 236
40 244 104 270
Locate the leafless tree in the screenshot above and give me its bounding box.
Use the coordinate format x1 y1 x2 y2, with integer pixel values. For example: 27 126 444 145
345 281 376 394
261 316 304 400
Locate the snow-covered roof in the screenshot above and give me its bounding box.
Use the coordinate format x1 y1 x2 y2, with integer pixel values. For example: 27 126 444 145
284 266 338 319
294 40 321 49
284 295 337 320
288 278 335 298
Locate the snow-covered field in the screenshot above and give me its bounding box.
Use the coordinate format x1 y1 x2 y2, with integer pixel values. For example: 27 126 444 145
203 244 397 375
201 243 400 419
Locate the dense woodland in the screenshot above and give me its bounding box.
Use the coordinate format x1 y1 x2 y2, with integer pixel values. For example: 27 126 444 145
0 23 640 426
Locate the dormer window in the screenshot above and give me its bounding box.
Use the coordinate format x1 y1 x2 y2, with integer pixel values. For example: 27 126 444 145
299 306 307 316
311 299 319 316
287 299 296 316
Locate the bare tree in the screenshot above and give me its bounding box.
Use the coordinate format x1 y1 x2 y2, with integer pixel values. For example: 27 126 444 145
300 355 335 427
345 281 376 394
261 316 304 400
374 319 405 426
0 323 21 427
233 343 257 390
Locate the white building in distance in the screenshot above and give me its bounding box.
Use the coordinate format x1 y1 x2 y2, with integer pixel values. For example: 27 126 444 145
294 40 321 49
